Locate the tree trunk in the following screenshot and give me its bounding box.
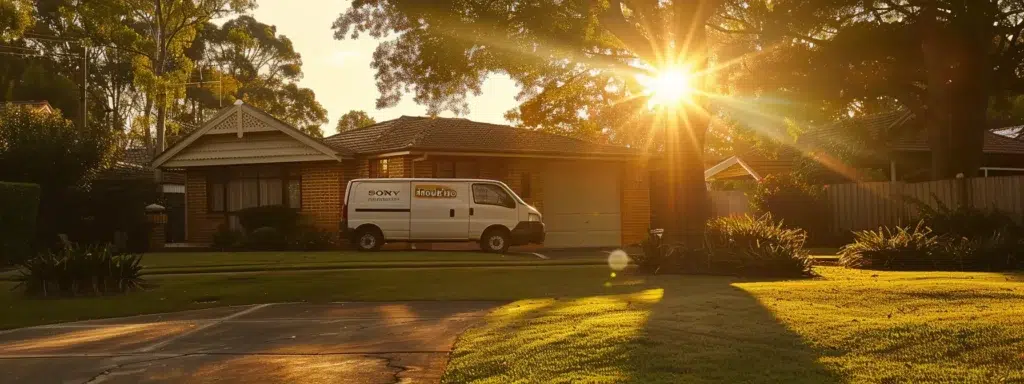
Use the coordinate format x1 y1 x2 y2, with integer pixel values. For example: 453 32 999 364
142 96 154 154
661 7 711 245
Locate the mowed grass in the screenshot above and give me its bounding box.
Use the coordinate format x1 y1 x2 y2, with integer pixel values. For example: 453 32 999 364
441 267 1024 383
2 266 1022 382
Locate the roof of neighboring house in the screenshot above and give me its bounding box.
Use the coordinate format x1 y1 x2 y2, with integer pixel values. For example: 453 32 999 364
1 100 54 113
98 147 185 184
323 116 638 157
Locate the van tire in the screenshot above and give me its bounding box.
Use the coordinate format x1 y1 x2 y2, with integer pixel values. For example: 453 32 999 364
354 227 384 252
480 228 510 253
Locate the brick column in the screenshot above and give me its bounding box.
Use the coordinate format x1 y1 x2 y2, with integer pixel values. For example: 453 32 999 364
146 212 167 251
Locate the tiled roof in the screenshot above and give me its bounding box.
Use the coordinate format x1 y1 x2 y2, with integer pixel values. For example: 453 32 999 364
322 116 637 156
98 147 185 184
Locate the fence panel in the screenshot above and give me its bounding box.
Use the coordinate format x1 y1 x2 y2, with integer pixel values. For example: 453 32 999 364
826 175 1024 233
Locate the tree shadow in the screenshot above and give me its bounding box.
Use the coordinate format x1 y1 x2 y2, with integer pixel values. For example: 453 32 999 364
624 274 843 383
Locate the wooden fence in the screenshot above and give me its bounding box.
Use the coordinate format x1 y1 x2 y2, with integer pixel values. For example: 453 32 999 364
826 176 1024 233
704 175 1024 234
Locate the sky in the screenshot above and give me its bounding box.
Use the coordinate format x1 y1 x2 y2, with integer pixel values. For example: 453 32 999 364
248 0 521 133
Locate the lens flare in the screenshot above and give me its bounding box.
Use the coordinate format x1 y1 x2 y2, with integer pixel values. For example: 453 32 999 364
607 249 630 271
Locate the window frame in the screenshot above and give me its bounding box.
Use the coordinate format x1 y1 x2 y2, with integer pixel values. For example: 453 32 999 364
434 159 479 178
472 183 516 209
369 158 389 178
205 165 302 213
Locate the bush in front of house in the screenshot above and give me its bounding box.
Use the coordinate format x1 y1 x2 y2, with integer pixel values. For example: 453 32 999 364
14 244 144 297
703 214 815 278
236 205 300 234
636 214 814 278
289 225 337 251
750 174 832 246
212 224 245 250
0 182 40 265
243 226 289 250
909 196 1022 240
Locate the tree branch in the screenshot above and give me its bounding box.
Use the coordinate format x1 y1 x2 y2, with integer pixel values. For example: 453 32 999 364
592 0 656 63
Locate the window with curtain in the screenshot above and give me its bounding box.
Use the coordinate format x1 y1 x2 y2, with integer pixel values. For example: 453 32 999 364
206 166 301 213
369 159 389 178
435 160 478 178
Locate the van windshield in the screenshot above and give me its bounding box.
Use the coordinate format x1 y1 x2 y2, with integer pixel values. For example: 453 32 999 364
498 182 527 205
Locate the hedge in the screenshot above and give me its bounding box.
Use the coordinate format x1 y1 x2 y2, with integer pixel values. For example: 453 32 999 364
0 182 40 265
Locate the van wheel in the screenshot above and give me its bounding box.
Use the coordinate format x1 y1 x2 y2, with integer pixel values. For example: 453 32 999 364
355 228 383 252
480 229 510 253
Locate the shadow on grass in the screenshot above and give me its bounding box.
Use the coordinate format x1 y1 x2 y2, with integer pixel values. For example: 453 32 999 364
440 271 842 383
625 275 841 383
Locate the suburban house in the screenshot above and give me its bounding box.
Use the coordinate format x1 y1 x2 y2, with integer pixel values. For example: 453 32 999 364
152 101 651 248
705 111 1024 182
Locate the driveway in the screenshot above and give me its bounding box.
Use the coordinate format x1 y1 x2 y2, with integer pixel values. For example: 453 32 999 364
0 302 499 383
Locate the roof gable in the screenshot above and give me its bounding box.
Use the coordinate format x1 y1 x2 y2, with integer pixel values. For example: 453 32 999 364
153 102 344 168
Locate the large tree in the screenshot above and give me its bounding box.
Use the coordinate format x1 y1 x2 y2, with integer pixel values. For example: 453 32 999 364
719 0 1024 179
334 0 725 239
336 109 376 132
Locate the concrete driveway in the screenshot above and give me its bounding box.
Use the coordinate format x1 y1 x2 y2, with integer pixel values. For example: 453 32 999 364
0 302 499 383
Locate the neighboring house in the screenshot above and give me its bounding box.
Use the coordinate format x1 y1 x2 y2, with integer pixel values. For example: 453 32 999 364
152 101 651 248
706 111 1024 182
2 100 54 113
97 148 187 243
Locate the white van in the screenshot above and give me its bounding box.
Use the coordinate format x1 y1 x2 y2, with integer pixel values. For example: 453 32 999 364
342 178 545 252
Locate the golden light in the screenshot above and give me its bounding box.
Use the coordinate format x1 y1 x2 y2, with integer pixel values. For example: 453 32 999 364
637 67 695 109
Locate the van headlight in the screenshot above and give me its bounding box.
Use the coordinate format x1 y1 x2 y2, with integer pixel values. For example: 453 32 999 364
528 213 541 222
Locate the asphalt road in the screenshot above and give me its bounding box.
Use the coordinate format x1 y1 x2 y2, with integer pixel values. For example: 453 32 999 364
0 302 500 383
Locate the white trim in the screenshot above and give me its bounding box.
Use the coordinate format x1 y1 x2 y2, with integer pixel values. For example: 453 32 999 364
163 154 335 168
162 184 185 193
367 151 413 158
152 103 342 168
704 156 762 181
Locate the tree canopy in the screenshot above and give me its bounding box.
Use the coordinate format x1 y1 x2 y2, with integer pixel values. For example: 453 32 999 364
336 109 376 132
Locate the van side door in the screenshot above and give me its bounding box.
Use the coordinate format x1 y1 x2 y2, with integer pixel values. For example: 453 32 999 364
469 183 519 239
410 182 471 240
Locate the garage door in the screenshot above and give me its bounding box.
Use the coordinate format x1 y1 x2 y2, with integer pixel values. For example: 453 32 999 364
542 162 622 248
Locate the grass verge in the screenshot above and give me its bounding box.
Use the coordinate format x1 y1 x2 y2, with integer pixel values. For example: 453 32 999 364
2 266 1022 383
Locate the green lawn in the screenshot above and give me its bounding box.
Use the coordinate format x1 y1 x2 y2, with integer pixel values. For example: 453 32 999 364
2 266 1022 383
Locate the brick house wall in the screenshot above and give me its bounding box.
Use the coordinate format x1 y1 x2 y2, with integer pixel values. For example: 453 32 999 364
299 162 344 238
620 159 651 246
185 170 227 244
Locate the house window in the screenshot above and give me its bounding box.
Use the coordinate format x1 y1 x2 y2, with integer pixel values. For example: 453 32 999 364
206 165 301 213
472 183 515 208
435 160 479 178
369 159 389 178
520 172 532 199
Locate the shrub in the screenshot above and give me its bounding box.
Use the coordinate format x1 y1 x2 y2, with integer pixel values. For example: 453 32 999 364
289 225 336 251
212 225 244 250
909 196 1022 240
0 182 40 265
14 244 144 296
704 214 815 278
839 222 940 270
236 205 300 234
244 226 289 250
750 174 831 245
636 215 814 278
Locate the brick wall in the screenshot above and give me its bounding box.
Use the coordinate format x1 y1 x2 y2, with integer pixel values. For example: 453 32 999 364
300 162 344 240
620 159 651 246
185 170 226 244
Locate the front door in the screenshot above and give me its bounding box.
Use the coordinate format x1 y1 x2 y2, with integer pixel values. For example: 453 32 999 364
410 182 471 240
470 183 519 239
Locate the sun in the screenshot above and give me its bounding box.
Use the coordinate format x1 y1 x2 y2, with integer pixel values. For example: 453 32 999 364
637 68 695 109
